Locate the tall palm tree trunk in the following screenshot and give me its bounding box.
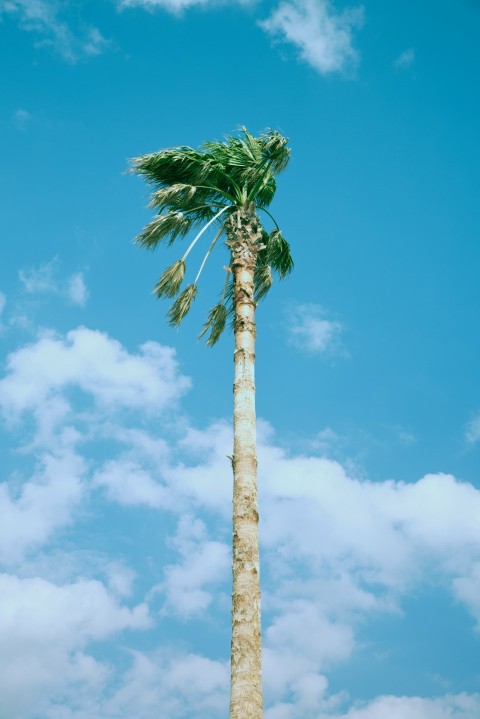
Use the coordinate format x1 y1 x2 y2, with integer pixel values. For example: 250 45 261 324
228 206 263 719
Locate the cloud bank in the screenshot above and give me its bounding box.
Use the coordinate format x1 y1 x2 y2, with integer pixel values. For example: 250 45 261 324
1 323 479 718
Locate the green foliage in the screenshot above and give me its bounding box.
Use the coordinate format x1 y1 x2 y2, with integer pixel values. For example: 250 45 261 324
131 128 293 345
153 259 185 299
134 211 191 250
254 262 273 302
266 229 294 277
130 128 290 210
167 284 197 326
198 303 228 346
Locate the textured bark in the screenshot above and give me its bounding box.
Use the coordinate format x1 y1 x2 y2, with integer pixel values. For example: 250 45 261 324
227 205 263 719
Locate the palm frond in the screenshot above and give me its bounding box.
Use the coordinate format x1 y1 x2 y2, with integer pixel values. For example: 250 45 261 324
131 128 290 217
181 206 231 264
134 211 191 250
131 148 239 205
224 273 235 329
266 229 294 277
198 303 227 346
254 262 273 302
153 259 185 299
167 284 197 327
149 183 197 208
260 129 290 174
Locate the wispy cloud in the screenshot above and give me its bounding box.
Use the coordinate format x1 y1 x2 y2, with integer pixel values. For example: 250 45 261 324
67 272 89 306
286 302 343 353
260 0 364 75
0 292 5 318
394 47 415 70
13 108 33 130
117 0 249 14
465 415 480 445
0 0 109 62
18 258 89 306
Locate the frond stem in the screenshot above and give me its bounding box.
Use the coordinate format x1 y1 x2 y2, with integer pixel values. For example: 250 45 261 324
258 206 280 231
181 205 231 262
194 225 225 284
220 265 231 304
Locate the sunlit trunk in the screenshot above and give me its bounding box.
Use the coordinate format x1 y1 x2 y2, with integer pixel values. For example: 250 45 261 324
227 205 263 719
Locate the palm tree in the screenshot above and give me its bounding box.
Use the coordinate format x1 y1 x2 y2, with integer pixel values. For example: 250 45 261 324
130 128 293 719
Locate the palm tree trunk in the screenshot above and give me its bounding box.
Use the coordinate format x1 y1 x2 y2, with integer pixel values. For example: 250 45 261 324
227 205 263 719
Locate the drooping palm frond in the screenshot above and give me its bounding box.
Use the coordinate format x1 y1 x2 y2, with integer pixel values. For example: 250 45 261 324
266 229 294 277
254 262 273 302
167 283 197 327
134 211 192 250
224 272 235 328
153 259 185 299
198 303 228 346
149 183 197 208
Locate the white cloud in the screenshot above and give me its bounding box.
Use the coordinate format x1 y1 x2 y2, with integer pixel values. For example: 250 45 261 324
0 573 150 719
0 0 109 62
117 0 250 14
334 692 480 719
261 456 480 591
117 0 363 75
156 514 230 617
19 258 58 294
309 426 343 452
260 0 364 75
286 302 343 353
103 650 229 719
0 326 190 422
452 564 480 630
0 291 5 316
465 414 480 445
2 324 480 717
94 457 173 508
0 449 85 564
263 600 353 704
18 258 89 306
67 272 89 306
394 47 415 70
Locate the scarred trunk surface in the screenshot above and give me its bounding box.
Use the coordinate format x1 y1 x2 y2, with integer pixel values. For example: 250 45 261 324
227 205 263 719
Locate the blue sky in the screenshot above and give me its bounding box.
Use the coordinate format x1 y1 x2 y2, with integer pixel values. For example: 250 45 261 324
1 0 480 717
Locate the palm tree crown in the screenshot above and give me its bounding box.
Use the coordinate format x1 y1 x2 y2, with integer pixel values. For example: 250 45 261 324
131 127 293 343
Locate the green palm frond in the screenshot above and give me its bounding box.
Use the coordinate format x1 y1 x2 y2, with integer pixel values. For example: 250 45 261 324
261 130 290 174
266 229 294 277
198 303 227 346
224 273 235 328
135 211 191 250
256 176 276 207
149 183 197 208
132 148 239 204
254 262 273 302
131 128 290 221
167 284 197 327
153 259 185 299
